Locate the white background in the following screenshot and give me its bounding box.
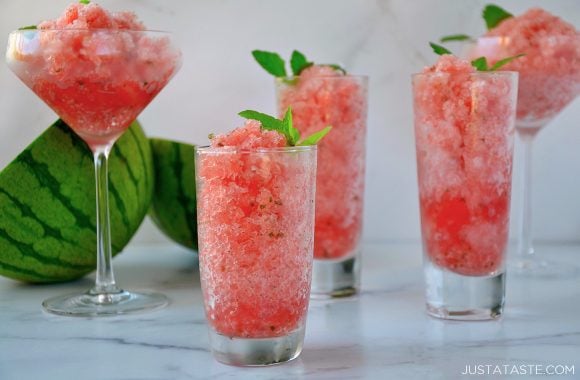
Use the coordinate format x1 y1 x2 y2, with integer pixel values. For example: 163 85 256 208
0 0 579 246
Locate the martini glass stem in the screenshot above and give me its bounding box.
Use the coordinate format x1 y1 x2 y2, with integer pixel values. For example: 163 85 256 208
517 133 536 259
92 145 120 294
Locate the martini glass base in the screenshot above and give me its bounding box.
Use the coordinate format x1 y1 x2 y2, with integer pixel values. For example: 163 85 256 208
42 289 169 317
508 257 579 278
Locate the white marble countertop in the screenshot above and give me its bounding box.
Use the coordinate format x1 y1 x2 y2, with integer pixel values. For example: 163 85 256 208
1 242 579 380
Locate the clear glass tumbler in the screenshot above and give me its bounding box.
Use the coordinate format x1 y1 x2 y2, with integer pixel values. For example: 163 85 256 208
276 74 368 298
195 145 317 366
412 71 518 320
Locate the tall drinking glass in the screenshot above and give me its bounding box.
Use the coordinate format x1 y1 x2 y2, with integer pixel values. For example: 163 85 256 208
196 145 317 366
6 29 181 316
412 71 518 320
276 74 368 298
464 36 580 277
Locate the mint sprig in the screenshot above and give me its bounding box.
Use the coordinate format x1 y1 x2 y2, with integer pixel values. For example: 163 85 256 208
483 4 513 30
290 50 313 76
440 34 473 43
238 107 331 146
470 54 525 71
298 126 332 146
252 50 287 77
252 49 346 79
429 42 452 56
489 54 525 70
440 4 514 45
471 57 489 71
430 43 524 71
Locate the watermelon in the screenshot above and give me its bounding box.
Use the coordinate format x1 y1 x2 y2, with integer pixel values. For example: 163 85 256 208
0 119 153 283
148 138 197 251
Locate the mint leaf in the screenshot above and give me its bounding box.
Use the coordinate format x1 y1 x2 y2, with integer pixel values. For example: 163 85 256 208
238 110 284 131
252 50 287 77
79 0 90 4
252 49 347 79
298 126 332 146
490 53 525 70
239 109 293 145
483 4 513 30
430 42 452 56
290 50 313 76
323 64 347 74
282 107 300 146
471 57 489 71
470 54 524 71
18 25 37 30
440 34 473 43
238 107 331 146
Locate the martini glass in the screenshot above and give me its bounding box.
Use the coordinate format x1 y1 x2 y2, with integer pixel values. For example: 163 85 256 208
6 28 181 316
464 36 580 277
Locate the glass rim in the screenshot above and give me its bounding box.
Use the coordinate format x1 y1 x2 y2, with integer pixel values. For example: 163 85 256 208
411 70 518 79
9 28 172 34
195 144 317 154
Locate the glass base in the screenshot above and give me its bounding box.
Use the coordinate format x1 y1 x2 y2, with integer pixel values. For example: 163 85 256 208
310 251 361 299
208 326 305 366
42 289 169 317
509 257 579 278
424 260 505 321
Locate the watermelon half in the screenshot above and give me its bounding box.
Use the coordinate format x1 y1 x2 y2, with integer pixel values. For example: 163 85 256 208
148 138 197 251
0 119 153 283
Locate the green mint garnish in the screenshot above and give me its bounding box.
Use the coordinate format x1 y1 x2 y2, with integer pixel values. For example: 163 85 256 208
238 107 331 146
471 57 489 71
441 5 513 42
430 42 452 56
297 126 332 146
282 108 300 146
252 50 287 77
440 34 474 43
18 25 37 30
429 43 524 71
470 54 525 71
290 50 313 76
79 0 90 4
238 110 281 130
253 49 346 79
482 4 513 30
489 53 525 70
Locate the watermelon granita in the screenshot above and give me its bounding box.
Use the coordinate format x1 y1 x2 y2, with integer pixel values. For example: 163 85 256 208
7 2 181 316
195 120 317 339
470 8 580 127
413 55 518 276
6 1 181 149
276 65 368 260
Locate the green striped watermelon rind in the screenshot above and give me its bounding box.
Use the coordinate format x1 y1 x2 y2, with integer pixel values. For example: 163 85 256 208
148 138 198 251
0 119 153 283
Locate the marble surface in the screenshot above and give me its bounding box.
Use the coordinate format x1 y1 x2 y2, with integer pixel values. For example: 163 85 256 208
1 0 580 245
1 242 579 380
